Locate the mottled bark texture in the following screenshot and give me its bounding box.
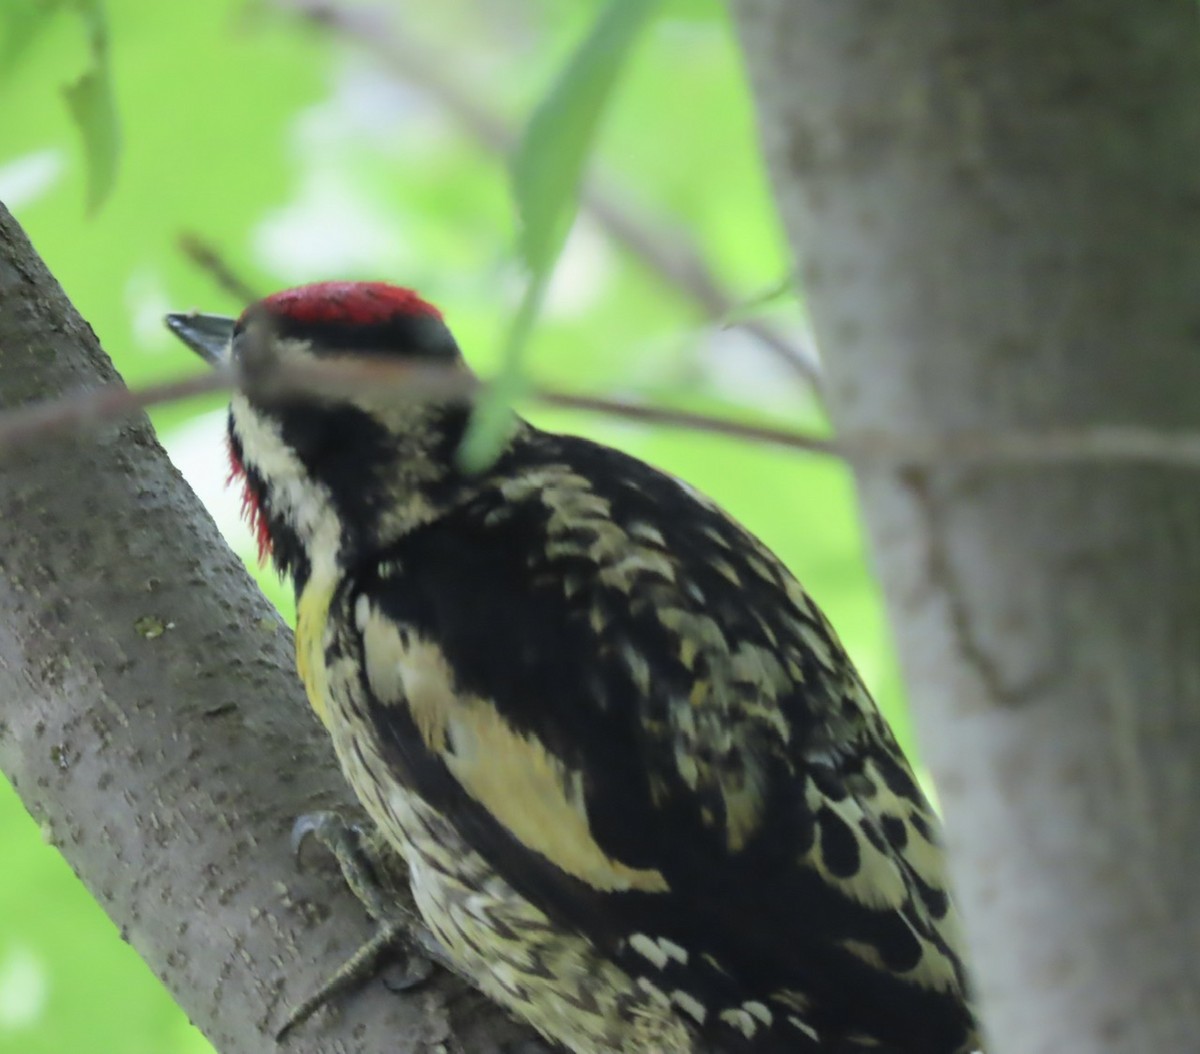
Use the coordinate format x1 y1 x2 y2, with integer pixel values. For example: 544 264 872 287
0 203 540 1053
730 4 1200 1053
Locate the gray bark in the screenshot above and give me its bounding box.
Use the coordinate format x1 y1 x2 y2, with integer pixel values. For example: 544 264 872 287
730 3 1200 1053
0 203 538 1053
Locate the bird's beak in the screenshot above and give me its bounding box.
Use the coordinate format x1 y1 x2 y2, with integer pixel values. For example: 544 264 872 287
164 312 236 368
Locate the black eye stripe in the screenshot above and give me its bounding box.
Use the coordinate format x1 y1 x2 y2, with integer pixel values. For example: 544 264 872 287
270 314 460 360
231 306 460 362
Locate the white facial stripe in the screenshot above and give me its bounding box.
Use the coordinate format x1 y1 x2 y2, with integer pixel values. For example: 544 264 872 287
230 392 343 572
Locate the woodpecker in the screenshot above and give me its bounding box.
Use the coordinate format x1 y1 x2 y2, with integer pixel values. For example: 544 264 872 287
167 282 981 1054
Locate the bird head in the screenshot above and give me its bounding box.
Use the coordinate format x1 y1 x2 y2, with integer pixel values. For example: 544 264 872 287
166 281 487 580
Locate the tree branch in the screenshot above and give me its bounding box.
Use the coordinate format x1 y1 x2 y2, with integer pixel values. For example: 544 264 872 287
0 204 542 1052
15 355 1200 473
731 3 1200 1052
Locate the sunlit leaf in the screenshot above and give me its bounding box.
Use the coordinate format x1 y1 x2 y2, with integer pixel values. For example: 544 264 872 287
456 274 543 472
0 0 66 75
512 0 660 273
462 0 661 469
61 0 120 213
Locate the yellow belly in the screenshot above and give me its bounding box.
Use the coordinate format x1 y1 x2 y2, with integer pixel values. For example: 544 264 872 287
295 573 338 729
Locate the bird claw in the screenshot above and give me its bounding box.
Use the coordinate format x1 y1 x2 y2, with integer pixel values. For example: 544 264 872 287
381 951 436 993
289 809 355 861
276 810 447 1040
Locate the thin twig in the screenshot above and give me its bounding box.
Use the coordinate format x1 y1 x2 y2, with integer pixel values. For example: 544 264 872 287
0 370 234 450
536 393 1200 468
8 357 1200 472
178 234 260 303
536 389 836 457
274 0 824 392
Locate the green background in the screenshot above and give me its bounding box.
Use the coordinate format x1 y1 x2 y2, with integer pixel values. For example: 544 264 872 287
0 2 907 1051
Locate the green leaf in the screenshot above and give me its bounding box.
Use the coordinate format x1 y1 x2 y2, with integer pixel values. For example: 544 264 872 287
61 0 120 213
1 0 66 75
456 273 545 473
512 0 660 274
462 0 661 469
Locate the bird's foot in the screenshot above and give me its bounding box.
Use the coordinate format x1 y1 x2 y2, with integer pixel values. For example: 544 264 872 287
275 810 449 1039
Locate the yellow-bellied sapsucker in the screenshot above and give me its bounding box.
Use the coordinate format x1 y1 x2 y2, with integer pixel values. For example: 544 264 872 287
167 282 980 1054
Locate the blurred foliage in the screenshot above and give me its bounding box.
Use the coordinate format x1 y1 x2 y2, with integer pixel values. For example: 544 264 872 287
461 0 661 467
0 1 909 1051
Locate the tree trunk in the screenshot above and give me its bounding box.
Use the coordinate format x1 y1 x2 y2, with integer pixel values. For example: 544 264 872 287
730 3 1200 1053
0 202 540 1053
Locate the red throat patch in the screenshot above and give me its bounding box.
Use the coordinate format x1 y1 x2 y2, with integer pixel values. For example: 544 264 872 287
226 436 272 565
